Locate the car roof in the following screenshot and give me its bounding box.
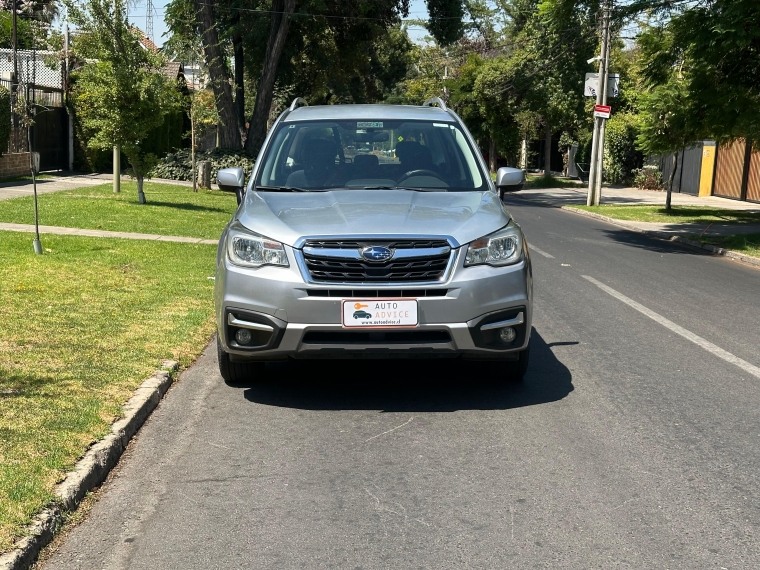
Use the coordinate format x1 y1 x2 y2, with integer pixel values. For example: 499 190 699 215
282 104 457 123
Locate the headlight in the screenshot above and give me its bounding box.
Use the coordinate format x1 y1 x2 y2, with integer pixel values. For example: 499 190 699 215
226 223 289 268
464 223 523 267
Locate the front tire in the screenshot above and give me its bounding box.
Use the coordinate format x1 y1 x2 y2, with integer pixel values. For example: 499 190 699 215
217 335 265 386
503 345 530 380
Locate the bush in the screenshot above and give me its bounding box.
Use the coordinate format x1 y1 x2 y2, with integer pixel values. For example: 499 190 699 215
632 165 663 190
0 85 10 157
149 148 255 182
603 112 643 184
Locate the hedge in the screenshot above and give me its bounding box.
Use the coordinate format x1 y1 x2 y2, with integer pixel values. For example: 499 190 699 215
150 148 255 182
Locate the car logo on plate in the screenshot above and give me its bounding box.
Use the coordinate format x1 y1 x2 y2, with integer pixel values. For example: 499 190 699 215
361 246 393 262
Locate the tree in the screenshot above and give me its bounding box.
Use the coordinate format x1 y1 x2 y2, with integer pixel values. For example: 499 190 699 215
66 0 180 204
635 77 697 210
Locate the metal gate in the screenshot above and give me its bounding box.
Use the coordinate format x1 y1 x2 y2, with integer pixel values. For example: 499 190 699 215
713 140 746 199
747 150 760 203
659 144 704 195
30 106 68 171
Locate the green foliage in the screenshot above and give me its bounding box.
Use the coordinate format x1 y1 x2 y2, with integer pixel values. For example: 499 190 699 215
425 0 466 45
0 85 10 157
150 148 255 183
631 165 663 190
0 12 35 49
636 0 760 143
142 110 186 159
635 77 696 157
603 112 643 184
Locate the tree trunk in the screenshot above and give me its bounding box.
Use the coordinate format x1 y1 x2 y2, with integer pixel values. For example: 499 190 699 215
198 160 212 189
489 138 497 173
195 0 241 149
137 173 146 204
544 122 552 178
233 29 245 138
666 150 678 211
191 115 197 192
244 0 296 157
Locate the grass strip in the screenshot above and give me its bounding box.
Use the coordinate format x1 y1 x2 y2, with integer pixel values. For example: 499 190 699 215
0 181 237 240
573 205 760 225
693 232 760 259
0 232 218 552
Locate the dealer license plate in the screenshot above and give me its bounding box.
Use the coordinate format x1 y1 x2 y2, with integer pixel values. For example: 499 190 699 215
342 299 418 328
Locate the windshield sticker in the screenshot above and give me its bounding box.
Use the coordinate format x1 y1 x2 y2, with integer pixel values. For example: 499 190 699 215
357 121 383 128
433 123 449 127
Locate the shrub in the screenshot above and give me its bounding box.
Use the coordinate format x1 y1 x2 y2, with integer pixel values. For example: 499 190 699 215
603 112 644 184
149 148 255 182
0 85 10 157
632 165 663 190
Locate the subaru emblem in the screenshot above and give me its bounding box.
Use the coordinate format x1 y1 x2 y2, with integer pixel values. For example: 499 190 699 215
361 246 394 262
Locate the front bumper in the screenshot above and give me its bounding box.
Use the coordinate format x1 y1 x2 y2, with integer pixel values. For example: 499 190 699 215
215 245 532 361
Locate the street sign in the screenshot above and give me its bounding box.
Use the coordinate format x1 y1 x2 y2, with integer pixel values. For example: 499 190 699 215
594 105 611 119
584 73 620 98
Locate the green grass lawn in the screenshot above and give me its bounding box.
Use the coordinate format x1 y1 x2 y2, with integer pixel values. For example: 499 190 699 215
695 233 760 258
0 232 218 552
573 205 760 225
0 181 238 240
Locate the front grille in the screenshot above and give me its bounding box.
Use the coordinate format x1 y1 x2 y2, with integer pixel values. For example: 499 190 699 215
304 239 449 250
306 289 448 298
302 330 452 344
302 239 452 283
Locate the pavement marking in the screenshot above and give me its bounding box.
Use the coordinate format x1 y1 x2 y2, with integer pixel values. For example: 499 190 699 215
365 417 414 442
583 275 760 380
529 244 555 258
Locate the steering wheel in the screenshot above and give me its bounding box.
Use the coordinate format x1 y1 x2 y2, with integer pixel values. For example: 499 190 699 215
396 169 447 184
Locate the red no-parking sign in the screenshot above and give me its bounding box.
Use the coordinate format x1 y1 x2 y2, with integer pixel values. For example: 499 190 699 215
594 105 611 119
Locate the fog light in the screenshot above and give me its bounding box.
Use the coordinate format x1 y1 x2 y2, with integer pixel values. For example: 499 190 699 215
235 328 252 345
499 326 516 344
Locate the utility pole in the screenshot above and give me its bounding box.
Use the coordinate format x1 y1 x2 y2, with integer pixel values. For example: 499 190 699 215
587 0 611 206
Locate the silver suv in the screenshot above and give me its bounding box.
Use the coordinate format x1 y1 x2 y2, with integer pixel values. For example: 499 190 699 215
215 98 532 383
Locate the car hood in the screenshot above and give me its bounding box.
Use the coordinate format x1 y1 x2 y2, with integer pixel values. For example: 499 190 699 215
237 190 510 247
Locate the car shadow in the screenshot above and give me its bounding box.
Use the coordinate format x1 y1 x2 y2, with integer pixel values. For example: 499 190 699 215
240 328 574 412
144 201 231 214
599 228 716 256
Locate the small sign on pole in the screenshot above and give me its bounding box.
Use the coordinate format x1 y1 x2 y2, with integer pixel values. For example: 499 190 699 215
594 104 611 119
585 73 620 98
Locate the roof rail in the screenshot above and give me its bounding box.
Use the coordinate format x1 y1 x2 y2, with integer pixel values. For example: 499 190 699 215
289 97 308 111
422 97 448 111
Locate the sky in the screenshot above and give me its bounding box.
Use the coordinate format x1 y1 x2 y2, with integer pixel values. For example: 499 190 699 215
126 0 433 48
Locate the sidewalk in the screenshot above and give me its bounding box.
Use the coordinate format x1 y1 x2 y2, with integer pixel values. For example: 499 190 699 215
512 185 760 238
0 172 219 201
0 222 218 245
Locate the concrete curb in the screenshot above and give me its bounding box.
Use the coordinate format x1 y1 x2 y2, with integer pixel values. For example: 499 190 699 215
0 361 179 570
560 206 760 268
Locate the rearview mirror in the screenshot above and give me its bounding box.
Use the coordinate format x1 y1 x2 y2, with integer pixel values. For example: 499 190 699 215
496 167 525 198
352 132 390 143
217 167 245 205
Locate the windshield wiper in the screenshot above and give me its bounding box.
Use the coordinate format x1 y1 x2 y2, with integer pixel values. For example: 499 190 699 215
356 186 445 192
255 185 322 192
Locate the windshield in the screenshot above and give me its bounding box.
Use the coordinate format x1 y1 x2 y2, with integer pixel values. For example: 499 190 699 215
255 119 487 192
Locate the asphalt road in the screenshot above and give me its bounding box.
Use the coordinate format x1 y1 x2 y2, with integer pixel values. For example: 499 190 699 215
41 198 760 569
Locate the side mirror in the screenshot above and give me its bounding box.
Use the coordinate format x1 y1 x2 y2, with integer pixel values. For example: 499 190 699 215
217 167 245 205
495 167 525 199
